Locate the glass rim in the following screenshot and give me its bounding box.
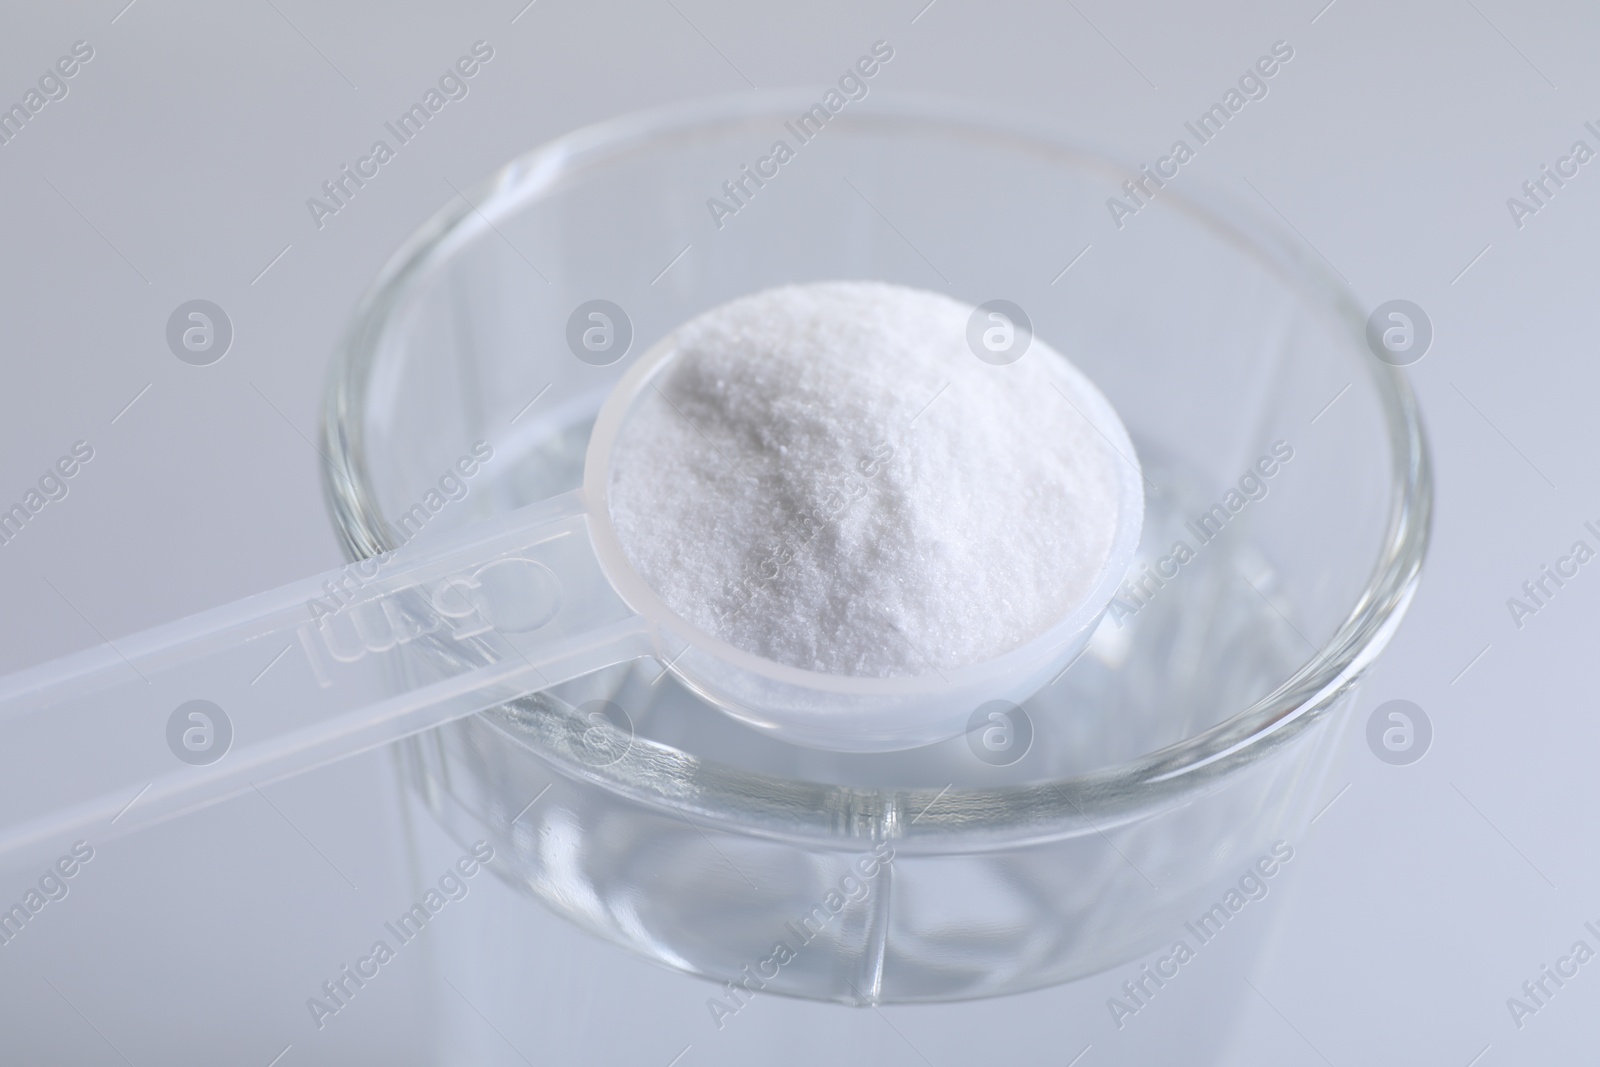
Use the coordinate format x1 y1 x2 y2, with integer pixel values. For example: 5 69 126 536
320 90 1433 848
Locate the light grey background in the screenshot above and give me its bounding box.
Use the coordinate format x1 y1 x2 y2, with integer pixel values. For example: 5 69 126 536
1 0 1596 1063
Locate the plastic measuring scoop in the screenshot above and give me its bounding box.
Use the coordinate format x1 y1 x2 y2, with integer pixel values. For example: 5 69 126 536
0 332 1142 865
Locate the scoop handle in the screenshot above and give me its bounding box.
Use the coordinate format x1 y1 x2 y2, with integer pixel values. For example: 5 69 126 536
0 490 649 866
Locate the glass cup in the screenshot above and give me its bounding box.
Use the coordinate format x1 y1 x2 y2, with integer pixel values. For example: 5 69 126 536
321 92 1430 1008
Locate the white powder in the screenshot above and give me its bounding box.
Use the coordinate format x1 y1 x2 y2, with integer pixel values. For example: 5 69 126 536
607 281 1127 678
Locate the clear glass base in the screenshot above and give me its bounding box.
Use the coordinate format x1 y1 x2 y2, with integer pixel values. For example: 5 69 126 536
395 414 1342 1003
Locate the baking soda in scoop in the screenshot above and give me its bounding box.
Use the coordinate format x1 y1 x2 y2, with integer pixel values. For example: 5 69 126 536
607 281 1133 678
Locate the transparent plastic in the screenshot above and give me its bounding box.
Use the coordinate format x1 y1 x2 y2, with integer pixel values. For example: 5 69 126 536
0 491 643 863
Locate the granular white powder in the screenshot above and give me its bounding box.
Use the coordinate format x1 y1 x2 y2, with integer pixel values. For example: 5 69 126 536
607 281 1127 678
